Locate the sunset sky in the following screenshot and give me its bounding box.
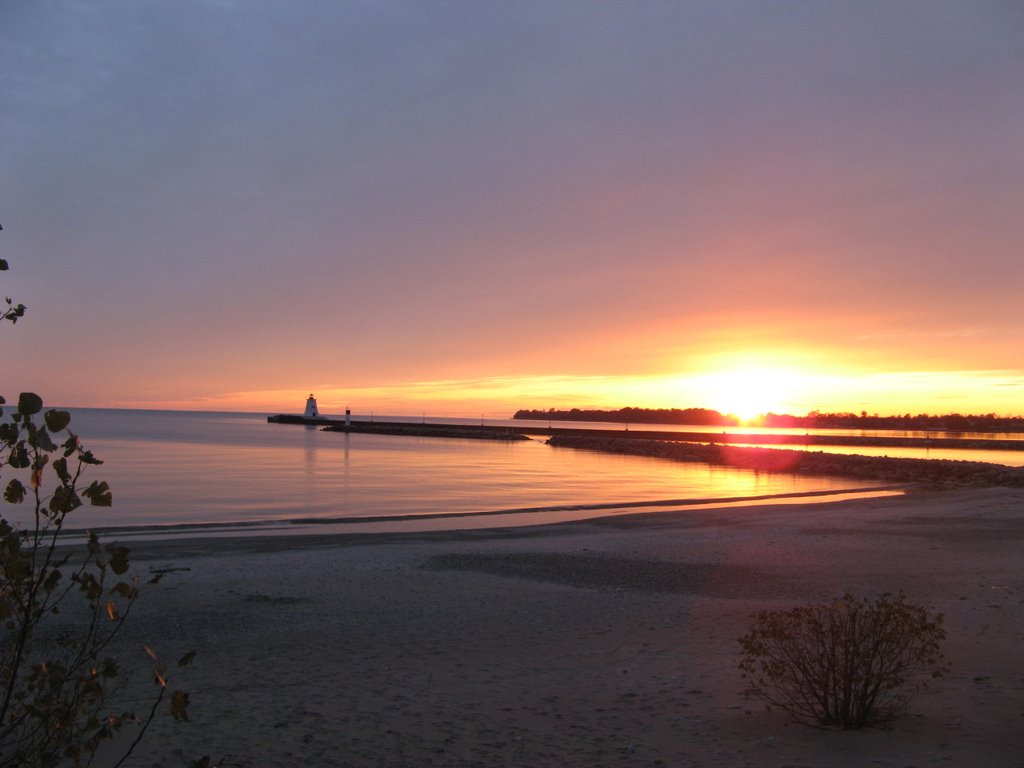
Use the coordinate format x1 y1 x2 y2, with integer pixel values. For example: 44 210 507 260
2 2 1022 418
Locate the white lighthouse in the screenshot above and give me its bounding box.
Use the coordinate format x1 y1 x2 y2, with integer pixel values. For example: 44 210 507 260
303 394 320 419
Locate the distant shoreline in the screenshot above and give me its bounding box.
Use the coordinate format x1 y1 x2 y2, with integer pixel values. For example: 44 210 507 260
514 407 1024 433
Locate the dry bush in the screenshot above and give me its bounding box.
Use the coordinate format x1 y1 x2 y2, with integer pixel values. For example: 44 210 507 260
738 592 948 729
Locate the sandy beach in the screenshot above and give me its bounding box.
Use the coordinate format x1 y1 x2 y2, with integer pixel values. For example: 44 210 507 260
114 487 1024 767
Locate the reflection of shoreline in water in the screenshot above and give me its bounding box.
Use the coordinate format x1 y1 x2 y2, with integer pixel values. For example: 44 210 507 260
548 435 1024 484
65 486 907 542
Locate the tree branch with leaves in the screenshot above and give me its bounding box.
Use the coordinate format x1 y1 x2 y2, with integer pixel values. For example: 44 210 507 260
1 228 202 767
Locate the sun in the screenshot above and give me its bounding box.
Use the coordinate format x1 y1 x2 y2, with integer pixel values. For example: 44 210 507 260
699 367 801 423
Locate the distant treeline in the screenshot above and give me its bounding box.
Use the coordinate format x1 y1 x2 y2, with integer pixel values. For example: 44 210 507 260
762 411 1024 432
512 408 1024 433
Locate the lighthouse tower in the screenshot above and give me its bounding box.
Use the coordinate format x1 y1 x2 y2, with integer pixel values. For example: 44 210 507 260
303 394 320 419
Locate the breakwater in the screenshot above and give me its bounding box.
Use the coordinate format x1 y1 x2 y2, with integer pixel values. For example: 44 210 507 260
268 415 1024 452
322 422 530 441
267 415 529 440
547 436 1024 488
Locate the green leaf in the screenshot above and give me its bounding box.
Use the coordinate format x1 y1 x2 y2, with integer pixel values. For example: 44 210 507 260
0 422 17 444
4 479 25 504
9 444 29 469
80 450 103 466
31 427 56 452
17 392 43 415
84 480 112 506
0 259 7 270
6 555 30 582
45 409 71 432
170 690 190 722
102 657 119 678
53 456 71 484
75 571 102 600
3 304 26 323
111 581 135 598
49 485 82 514
106 544 130 574
178 650 197 667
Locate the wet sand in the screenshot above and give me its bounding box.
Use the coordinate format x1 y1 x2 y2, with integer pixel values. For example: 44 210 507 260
115 487 1024 767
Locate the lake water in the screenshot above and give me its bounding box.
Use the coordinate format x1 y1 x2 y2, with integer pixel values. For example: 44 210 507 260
4 408 911 537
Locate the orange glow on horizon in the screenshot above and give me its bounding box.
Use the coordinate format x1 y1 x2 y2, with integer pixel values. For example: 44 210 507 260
95 364 1024 420
694 367 804 422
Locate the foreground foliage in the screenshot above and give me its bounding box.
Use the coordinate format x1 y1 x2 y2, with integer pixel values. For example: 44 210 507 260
1 237 196 766
738 592 948 729
0 398 195 767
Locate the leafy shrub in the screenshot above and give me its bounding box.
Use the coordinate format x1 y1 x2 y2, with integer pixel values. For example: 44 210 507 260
738 592 948 729
0 399 199 768
1 238 196 766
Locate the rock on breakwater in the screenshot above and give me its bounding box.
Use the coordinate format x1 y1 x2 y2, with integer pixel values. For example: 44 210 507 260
547 436 1024 488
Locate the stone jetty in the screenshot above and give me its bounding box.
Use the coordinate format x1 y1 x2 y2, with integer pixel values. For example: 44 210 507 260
547 435 1024 488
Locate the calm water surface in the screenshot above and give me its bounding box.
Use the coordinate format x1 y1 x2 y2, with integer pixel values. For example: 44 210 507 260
13 409 895 533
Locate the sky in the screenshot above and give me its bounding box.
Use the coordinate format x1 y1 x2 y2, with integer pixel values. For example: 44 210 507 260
2 1 1023 418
